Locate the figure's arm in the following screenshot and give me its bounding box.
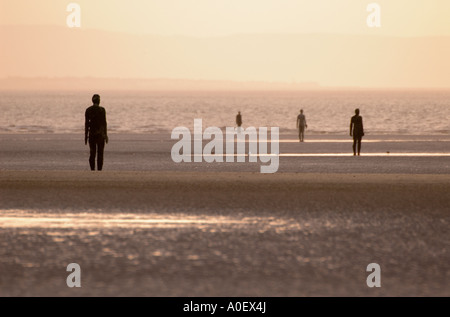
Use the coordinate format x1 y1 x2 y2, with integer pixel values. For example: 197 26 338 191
349 119 353 136
296 117 299 129
85 110 89 145
104 109 108 144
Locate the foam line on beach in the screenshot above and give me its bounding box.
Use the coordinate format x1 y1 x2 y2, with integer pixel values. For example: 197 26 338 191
279 152 450 157
198 152 450 157
278 139 450 143
198 139 450 143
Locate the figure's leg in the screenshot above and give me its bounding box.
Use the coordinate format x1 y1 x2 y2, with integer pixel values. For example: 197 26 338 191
97 137 105 171
352 138 357 156
89 138 96 170
357 137 362 155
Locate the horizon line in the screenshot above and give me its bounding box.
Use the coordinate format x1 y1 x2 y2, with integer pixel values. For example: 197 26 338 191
0 76 449 91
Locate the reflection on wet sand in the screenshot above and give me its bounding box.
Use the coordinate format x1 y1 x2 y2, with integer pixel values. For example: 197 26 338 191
0 210 312 232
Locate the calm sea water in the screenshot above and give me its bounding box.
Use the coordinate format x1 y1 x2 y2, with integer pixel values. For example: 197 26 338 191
0 90 449 135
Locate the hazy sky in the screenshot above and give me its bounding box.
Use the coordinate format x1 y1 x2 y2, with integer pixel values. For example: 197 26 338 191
1 0 450 37
1 1 450 88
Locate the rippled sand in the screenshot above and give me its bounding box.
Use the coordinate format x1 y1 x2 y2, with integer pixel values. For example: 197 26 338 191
0 171 449 296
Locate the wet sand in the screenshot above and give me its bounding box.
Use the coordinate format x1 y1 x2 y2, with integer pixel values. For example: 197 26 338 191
0 133 449 296
1 133 450 173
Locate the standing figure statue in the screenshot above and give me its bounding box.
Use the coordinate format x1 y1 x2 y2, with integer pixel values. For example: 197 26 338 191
296 109 307 142
350 108 364 156
85 94 108 170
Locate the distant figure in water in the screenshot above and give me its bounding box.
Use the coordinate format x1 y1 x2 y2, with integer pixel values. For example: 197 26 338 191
236 111 242 132
85 94 108 171
296 109 307 142
350 108 364 156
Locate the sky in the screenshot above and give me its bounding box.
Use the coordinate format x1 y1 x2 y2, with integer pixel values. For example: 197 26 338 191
1 1 450 88
1 0 450 37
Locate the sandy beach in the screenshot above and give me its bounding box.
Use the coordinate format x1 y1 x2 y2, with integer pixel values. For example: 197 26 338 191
0 133 449 296
2 133 450 173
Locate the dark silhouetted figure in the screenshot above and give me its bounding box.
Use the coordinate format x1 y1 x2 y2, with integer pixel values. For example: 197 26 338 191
350 108 364 156
236 111 242 132
85 94 108 170
236 111 242 127
296 109 307 142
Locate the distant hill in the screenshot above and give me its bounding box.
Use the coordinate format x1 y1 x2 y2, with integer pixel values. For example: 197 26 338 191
1 25 450 89
0 77 320 91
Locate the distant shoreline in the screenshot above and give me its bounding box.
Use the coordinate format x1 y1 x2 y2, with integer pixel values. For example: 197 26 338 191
1 78 449 92
0 77 321 92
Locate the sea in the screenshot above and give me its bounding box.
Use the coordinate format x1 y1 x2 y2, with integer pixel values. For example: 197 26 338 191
0 90 449 135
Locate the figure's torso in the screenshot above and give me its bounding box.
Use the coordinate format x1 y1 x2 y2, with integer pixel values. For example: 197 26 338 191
86 105 106 136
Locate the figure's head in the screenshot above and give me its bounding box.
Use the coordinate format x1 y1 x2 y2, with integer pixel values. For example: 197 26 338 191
355 108 360 115
300 109 303 114
92 94 100 105
238 111 241 114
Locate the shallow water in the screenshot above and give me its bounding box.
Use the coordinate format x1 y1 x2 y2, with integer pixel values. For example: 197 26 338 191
0 210 291 230
1 90 450 135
